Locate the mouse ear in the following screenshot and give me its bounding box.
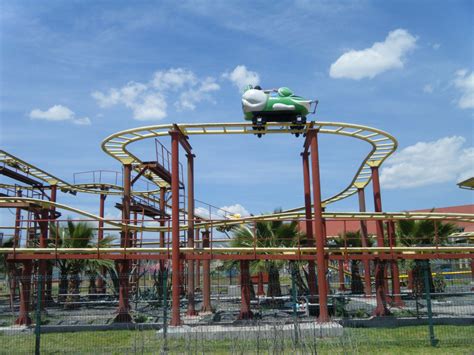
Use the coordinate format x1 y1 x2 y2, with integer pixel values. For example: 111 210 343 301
243 84 253 92
278 87 293 97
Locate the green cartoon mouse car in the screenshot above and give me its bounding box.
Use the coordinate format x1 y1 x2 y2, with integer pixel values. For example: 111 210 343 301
241 85 318 137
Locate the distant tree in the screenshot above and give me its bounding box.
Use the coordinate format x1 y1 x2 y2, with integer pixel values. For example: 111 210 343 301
333 231 367 294
397 219 457 295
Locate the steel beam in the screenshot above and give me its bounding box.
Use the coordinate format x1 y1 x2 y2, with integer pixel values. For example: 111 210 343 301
186 153 197 316
371 165 390 316
170 131 182 326
114 164 132 323
200 230 212 313
302 152 317 297
308 129 329 322
357 188 372 297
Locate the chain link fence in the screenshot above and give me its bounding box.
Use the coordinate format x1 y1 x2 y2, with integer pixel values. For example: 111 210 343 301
0 259 472 354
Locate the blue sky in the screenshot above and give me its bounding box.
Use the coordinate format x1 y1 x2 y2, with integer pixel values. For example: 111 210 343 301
0 0 473 224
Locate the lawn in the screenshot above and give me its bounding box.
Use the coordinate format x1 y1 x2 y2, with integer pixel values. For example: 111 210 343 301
0 325 472 354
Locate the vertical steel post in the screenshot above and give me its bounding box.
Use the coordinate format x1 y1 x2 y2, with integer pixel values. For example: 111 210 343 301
37 208 49 308
302 152 318 297
389 221 403 306
200 230 212 313
115 163 132 322
170 132 182 326
15 261 32 325
257 271 265 296
423 260 438 346
239 260 253 319
371 165 390 316
195 228 201 291
45 185 57 303
159 187 166 273
14 189 22 247
186 153 197 316
338 260 346 291
357 188 372 297
308 129 329 322
97 192 107 293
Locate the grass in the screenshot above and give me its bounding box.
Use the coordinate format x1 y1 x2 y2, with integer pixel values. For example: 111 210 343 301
0 325 472 354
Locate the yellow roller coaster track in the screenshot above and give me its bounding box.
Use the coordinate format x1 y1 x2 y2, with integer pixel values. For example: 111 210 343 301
1 197 473 233
101 121 398 206
0 150 160 196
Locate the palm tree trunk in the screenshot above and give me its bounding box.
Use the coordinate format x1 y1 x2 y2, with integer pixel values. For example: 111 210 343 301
350 260 364 294
58 268 68 303
267 262 282 298
65 265 81 309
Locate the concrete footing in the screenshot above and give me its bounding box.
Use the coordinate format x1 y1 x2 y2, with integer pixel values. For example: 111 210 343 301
157 321 343 340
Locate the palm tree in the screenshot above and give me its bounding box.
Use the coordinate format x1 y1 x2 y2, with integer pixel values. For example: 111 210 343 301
49 220 115 307
332 231 369 294
396 218 457 294
230 215 303 298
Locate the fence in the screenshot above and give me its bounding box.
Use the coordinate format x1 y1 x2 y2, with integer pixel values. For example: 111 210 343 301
0 259 472 354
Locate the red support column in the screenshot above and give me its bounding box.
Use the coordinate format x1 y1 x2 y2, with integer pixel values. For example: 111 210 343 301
186 153 197 316
371 165 390 316
170 131 182 326
388 221 404 306
159 187 166 273
470 258 474 291
97 192 107 294
11 189 22 302
308 129 329 322
114 163 132 323
45 185 57 303
200 230 212 313
195 228 201 291
37 208 49 307
257 271 265 296
15 261 32 325
302 152 318 297
239 260 253 319
338 260 346 291
357 188 372 297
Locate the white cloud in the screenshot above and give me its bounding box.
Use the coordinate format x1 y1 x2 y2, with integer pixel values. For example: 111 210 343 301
223 65 260 91
30 105 74 121
432 43 441 50
423 84 434 94
220 204 250 217
380 136 474 189
29 105 91 125
195 203 250 220
329 29 417 80
453 69 474 109
176 77 220 111
152 68 197 91
92 68 219 120
73 117 91 125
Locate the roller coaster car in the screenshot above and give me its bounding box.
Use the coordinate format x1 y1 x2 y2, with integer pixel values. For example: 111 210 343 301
242 85 318 137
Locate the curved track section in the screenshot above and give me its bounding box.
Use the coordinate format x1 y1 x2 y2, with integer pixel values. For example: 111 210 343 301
2 197 473 234
102 121 397 206
0 150 159 196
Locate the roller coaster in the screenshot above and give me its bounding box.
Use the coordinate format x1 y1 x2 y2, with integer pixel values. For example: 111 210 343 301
1 120 472 326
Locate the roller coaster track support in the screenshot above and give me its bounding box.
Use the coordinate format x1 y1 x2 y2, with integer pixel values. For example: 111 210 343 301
186 151 197 316
115 163 132 323
97 192 107 294
388 220 404 307
170 130 182 326
306 129 329 322
357 187 372 297
200 230 212 313
302 151 318 298
371 165 390 316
